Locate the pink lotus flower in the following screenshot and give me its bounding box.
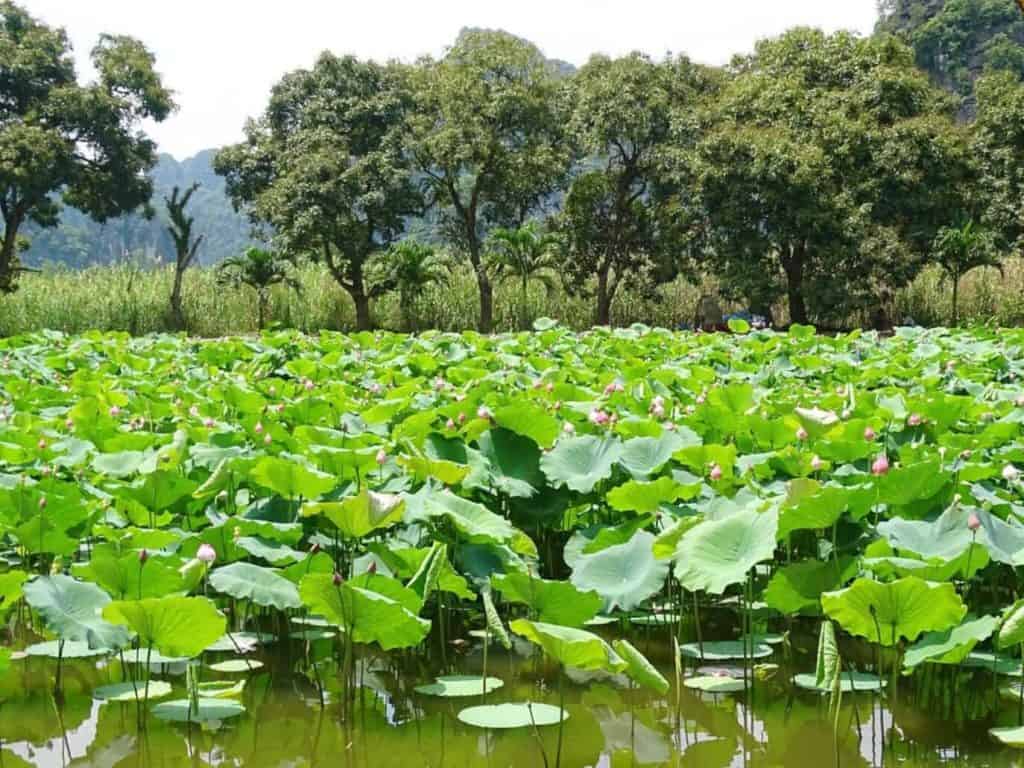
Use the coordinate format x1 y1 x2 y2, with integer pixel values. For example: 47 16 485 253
864 427 876 441
64 418 74 430
665 421 677 431
871 454 890 476
709 464 723 481
446 418 456 430
203 417 215 428
458 412 466 424
197 543 217 564
263 434 272 445
369 382 381 395
375 449 388 465
254 422 263 434
139 549 149 564
477 405 492 421
332 571 344 586
967 513 981 532
109 405 121 418
1004 464 1020 482
796 427 808 441
563 422 575 434
303 379 315 391
604 382 616 396
651 403 666 419
811 455 823 471
907 413 922 427
37 438 46 451
589 409 610 426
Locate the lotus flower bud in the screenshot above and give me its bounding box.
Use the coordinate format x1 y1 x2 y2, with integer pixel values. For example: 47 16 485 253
446 418 456 430
907 413 922 427
1004 464 1020 482
254 422 263 434
139 549 149 564
967 513 981 532
533 379 543 390
367 561 377 575
304 379 314 391
546 383 554 393
796 427 808 442
864 427 876 441
203 417 214 428
263 434 272 445
64 418 74 430
651 403 666 419
197 543 217 564
375 449 387 465
709 464 723 481
37 438 47 451
109 405 120 418
458 412 466 424
333 571 344 586
477 405 492 421
563 422 575 435
811 455 823 471
1016 395 1024 408
38 497 47 510
871 454 890 476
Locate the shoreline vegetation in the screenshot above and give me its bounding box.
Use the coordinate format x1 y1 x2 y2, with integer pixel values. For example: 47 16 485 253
1 258 1022 338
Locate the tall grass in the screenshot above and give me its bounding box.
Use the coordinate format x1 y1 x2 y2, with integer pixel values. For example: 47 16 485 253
0 258 1020 337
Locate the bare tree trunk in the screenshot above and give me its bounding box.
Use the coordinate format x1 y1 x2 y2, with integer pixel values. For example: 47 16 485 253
781 245 808 326
257 289 268 331
170 263 186 331
352 289 372 332
471 246 494 334
596 267 613 327
0 213 24 293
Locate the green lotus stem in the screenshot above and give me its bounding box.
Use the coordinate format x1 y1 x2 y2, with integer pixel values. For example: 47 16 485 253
1019 642 1023 726
555 669 565 768
693 591 704 660
481 630 489 705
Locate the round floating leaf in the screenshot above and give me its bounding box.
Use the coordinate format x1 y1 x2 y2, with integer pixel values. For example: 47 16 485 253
103 596 226 659
673 510 779 595
613 639 669 694
93 681 172 702
204 632 274 653
289 629 337 642
567 530 668 613
414 676 505 697
457 702 567 729
24 640 110 658
208 659 263 673
123 648 191 665
678 641 773 661
24 575 129 650
793 672 885 693
151 698 246 723
510 619 625 672
684 675 745 693
821 577 966 646
540 435 622 494
208 563 302 611
197 680 246 698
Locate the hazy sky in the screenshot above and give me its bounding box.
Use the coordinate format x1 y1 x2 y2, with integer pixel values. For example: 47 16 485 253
25 1 878 159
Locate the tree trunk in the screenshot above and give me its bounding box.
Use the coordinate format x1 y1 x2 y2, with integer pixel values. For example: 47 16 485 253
596 267 612 327
951 273 960 327
170 264 186 331
476 264 494 334
400 290 414 333
781 245 808 326
0 213 24 293
520 275 530 331
257 289 268 331
352 289 372 332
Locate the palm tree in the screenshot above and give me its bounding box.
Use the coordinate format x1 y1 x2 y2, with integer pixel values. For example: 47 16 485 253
486 222 562 331
369 241 450 332
216 247 300 330
932 221 1001 326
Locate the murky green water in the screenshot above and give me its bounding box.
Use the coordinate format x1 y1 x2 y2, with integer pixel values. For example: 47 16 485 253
3 623 1022 768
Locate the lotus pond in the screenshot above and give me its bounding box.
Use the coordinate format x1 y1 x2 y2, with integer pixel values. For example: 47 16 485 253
2 323 1024 767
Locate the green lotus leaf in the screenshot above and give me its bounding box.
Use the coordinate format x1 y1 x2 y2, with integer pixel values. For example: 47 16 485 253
566 530 668 613
208 562 302 610
684 675 745 693
93 681 172 702
793 672 885 693
510 619 626 672
821 577 966 646
999 600 1024 649
233 536 304 565
302 490 405 539
491 572 601 627
151 698 246 723
678 641 773 661
673 509 778 595
457 702 567 729
209 658 263 673
618 431 697 478
474 427 544 498
494 403 560 449
407 488 537 558
613 639 669 694
540 435 622 494
24 640 111 658
904 615 1000 668
103 596 226 658
298 573 429 650
24 575 129 650
249 456 336 499
74 548 185 600
0 570 27 615
764 556 858 615
607 476 692 513
414 675 505 697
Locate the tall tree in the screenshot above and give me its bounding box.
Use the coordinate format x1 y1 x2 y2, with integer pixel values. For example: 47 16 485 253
164 183 203 330
486 222 560 330
407 29 570 333
974 71 1024 254
691 29 972 327
0 2 174 291
558 53 714 326
369 240 450 332
215 54 420 331
216 247 299 331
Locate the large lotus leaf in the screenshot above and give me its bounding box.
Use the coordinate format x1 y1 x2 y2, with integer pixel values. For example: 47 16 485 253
491 572 601 627
877 504 980 562
875 459 949 507
208 562 302 610
397 454 470 486
366 543 472 599
298 573 429 650
540 435 622 494
474 428 544 498
821 577 966 646
579 515 654 555
103 596 226 658
673 444 738 481
618 431 697 478
302 490 404 539
764 557 858 615
0 570 27 614
23 575 129 649
457 702 566 729
613 639 669 694
408 488 537 558
494 402 560 449
904 615 1000 668
673 509 778 595
74 548 185 600
976 510 1024 567
234 536 304 565
567 530 668 613
999 600 1024 649
123 470 198 512
249 456 336 499
777 482 872 538
151 698 245 723
607 476 695 513
510 619 626 672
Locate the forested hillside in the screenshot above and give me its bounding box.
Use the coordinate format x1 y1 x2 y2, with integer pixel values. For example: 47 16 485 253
21 150 256 268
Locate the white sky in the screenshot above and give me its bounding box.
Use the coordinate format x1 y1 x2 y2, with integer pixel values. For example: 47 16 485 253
25 0 878 160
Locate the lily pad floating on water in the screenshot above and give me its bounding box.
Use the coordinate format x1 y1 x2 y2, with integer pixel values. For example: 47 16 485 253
414 675 505 697
198 680 247 698
289 629 337 642
684 675 745 694
123 648 192 666
679 641 773 661
457 702 567 729
208 658 264 673
151 698 246 723
24 640 111 658
204 632 275 653
792 672 885 693
93 681 173 702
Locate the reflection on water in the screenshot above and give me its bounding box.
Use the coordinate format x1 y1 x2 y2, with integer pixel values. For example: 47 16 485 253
1 629 1021 768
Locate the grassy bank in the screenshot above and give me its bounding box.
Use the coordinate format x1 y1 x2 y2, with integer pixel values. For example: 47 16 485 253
0 259 1021 336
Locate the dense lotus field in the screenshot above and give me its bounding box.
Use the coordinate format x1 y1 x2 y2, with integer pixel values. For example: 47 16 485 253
2 322 1024 766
